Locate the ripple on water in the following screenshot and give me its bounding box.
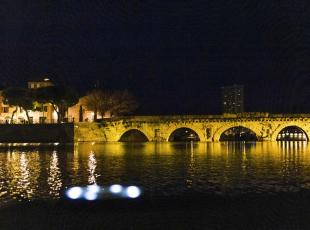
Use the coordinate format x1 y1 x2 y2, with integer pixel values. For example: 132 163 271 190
0 142 309 200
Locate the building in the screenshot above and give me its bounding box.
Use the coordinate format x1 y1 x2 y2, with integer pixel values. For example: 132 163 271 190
28 78 54 89
0 78 108 124
67 96 94 122
0 78 57 124
27 78 56 123
221 84 244 114
67 96 112 122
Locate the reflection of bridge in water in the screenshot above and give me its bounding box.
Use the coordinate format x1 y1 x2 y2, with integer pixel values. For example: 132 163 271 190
74 114 310 142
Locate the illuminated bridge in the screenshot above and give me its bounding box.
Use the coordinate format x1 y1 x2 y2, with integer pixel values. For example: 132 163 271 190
74 113 310 142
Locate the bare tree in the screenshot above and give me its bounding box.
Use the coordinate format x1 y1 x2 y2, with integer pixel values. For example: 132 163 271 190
82 89 138 120
97 91 113 118
82 89 108 121
109 90 138 117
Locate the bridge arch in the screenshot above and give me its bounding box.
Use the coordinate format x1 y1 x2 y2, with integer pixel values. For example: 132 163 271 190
213 124 260 142
118 129 151 142
166 126 204 142
272 124 309 141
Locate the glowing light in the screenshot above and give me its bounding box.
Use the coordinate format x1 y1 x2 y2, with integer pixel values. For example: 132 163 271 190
84 191 98 201
126 186 141 198
54 143 59 146
66 187 83 199
109 184 122 193
87 184 100 193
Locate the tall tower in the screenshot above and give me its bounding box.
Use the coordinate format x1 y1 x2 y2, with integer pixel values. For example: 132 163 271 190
221 84 244 114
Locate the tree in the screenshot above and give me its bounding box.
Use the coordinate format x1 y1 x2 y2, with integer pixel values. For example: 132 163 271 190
82 89 110 121
35 86 79 123
109 90 138 117
2 87 34 123
82 89 138 121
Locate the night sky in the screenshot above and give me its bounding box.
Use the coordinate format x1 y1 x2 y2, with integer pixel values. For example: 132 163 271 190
1 1 310 114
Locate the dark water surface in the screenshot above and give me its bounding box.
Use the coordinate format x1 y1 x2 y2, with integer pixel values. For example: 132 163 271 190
1 142 310 202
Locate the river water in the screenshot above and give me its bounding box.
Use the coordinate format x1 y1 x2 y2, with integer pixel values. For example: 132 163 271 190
1 141 310 202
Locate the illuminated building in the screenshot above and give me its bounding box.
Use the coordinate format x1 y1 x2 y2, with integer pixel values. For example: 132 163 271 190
0 77 109 123
67 97 95 122
27 78 56 123
0 78 57 124
67 96 111 122
28 78 54 89
221 84 244 114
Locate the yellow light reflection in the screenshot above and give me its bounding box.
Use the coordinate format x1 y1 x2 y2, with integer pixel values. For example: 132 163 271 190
5 150 41 201
47 151 62 197
186 142 195 189
70 143 80 184
88 151 98 184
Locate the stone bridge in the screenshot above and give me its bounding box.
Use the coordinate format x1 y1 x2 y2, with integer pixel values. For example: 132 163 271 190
74 113 310 142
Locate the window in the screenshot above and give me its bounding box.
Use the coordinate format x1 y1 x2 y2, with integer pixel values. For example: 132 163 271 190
3 107 9 113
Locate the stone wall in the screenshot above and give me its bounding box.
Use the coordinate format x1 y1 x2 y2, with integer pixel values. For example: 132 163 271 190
74 115 310 142
74 122 108 142
0 124 74 143
1 115 305 143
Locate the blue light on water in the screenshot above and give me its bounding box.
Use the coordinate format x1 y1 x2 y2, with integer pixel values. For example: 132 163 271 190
65 185 142 200
66 187 83 199
109 184 123 194
84 191 98 200
126 186 141 198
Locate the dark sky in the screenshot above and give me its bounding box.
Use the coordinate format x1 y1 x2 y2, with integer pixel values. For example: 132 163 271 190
1 1 310 114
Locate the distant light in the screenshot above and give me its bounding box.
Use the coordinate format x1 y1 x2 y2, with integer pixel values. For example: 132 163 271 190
44 78 50 81
84 191 98 201
87 184 101 193
66 187 83 199
126 186 141 198
54 142 59 146
109 184 123 193
91 142 95 145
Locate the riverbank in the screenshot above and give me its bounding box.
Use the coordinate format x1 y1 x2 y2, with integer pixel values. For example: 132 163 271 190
1 192 310 229
0 124 73 143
